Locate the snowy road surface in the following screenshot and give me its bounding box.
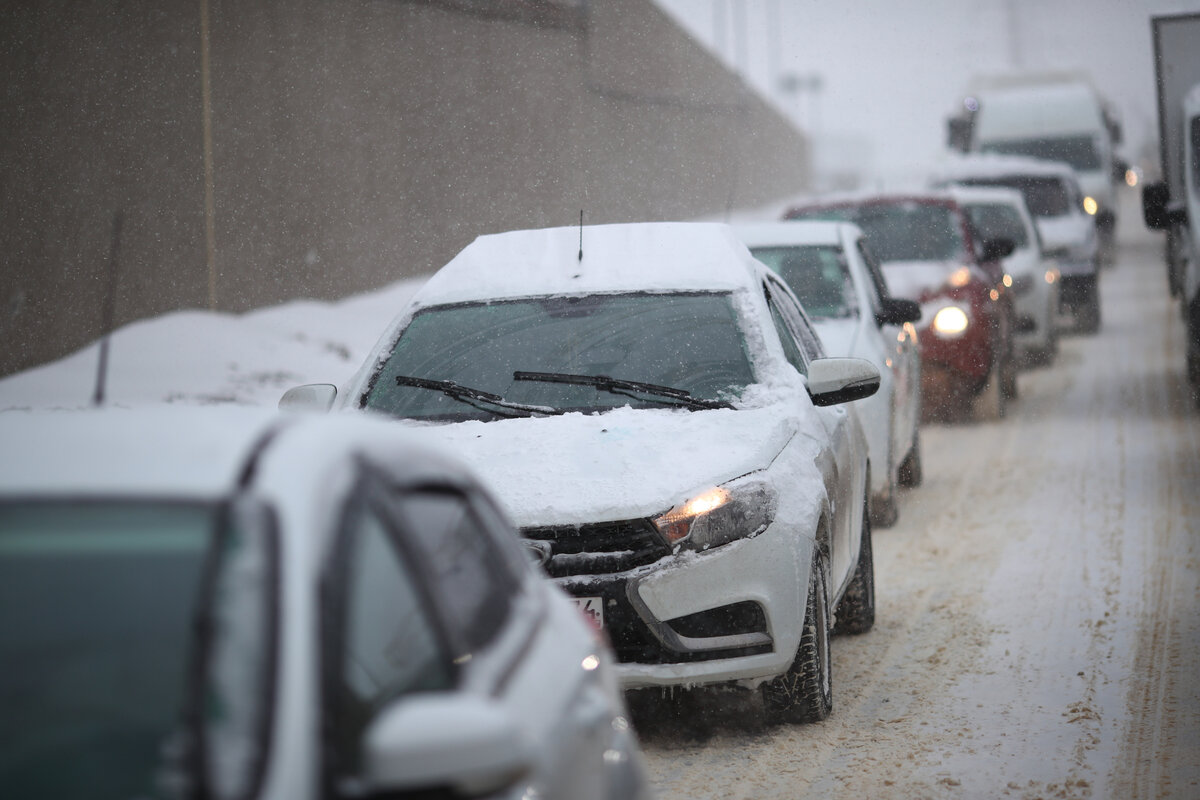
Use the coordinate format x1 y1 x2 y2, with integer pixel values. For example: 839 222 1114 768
633 234 1200 798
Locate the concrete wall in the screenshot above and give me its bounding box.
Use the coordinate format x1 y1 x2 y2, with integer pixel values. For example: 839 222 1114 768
0 0 810 377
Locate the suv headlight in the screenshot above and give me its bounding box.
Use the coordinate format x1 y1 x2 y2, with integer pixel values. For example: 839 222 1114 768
652 477 777 552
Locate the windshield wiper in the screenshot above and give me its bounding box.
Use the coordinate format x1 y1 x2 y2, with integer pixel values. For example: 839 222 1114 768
513 371 730 411
395 375 562 418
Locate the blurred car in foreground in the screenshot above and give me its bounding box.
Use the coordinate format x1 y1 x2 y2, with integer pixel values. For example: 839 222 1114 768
736 220 923 527
931 153 1101 332
948 185 1062 363
0 408 647 800
784 192 1017 421
284 222 880 724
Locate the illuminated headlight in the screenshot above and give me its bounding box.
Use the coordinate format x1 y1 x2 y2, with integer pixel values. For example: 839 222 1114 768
652 478 777 551
929 305 970 338
1082 196 1098 216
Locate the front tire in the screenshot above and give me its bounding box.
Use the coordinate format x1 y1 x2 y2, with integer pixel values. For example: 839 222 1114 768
898 428 922 487
762 552 832 724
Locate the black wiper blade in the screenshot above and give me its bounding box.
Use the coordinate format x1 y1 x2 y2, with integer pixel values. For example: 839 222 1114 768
395 375 561 418
513 371 730 411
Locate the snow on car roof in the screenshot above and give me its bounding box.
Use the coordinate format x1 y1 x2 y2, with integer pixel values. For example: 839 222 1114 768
733 220 857 248
930 153 1079 183
946 184 1030 207
407 222 767 308
0 406 282 498
782 188 959 215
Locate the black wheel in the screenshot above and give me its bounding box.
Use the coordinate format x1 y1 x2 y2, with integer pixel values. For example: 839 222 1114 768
871 491 898 528
762 553 832 724
898 428 922 488
1077 278 1101 334
1001 351 1018 400
835 497 875 635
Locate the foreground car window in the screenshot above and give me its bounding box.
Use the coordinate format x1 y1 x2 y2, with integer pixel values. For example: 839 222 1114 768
0 502 214 799
751 245 859 319
363 292 755 420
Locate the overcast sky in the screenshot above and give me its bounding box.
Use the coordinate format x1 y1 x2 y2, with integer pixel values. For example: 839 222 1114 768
652 0 1200 187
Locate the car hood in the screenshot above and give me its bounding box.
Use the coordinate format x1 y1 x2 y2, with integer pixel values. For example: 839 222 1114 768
880 260 959 301
401 404 797 526
1035 215 1092 253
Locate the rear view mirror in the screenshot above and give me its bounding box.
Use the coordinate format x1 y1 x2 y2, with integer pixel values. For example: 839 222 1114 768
361 695 531 796
1142 181 1187 230
980 238 1015 262
278 383 337 412
875 297 921 327
807 357 880 407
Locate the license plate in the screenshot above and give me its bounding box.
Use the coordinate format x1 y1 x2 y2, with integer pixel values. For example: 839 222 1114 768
572 596 604 629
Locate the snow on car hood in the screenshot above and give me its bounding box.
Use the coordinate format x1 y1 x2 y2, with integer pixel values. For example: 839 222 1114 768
401 404 797 526
879 260 958 301
1035 215 1092 254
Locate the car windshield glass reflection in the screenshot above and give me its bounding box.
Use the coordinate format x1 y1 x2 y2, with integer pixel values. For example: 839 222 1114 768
364 292 756 421
961 177 1071 218
979 135 1101 170
0 502 215 799
792 204 966 263
965 203 1030 249
750 245 859 320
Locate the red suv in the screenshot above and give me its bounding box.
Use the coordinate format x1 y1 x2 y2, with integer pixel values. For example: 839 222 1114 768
784 193 1016 421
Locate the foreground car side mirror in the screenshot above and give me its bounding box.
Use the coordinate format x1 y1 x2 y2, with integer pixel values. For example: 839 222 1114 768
875 297 921 327
980 237 1015 262
361 695 532 796
278 383 337 412
807 357 880 407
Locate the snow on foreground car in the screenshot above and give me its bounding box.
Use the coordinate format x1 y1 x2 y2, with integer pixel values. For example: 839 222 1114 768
282 222 881 724
735 220 924 528
0 407 649 800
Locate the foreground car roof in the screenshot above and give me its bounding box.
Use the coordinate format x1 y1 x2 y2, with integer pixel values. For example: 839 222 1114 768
407 222 767 308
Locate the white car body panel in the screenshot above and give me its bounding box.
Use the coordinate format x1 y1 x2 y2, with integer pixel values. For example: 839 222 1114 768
335 222 873 693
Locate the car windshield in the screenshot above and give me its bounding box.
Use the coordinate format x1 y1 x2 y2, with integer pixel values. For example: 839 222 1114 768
958 176 1071 218
0 501 274 800
363 292 756 421
789 203 966 263
979 135 1101 170
964 202 1030 249
750 245 859 319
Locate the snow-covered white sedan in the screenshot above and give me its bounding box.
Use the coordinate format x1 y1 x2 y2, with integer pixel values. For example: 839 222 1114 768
948 184 1062 363
736 221 923 527
0 408 648 800
284 222 880 724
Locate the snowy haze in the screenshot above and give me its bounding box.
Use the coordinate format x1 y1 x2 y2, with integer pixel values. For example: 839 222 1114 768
653 0 1200 187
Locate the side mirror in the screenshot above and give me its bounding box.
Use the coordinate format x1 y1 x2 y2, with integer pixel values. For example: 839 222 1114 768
875 297 921 327
361 695 531 796
807 357 880 407
1142 181 1188 230
278 383 337 412
980 238 1015 263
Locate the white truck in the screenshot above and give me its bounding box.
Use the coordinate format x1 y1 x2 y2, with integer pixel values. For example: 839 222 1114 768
946 72 1124 261
1142 13 1200 397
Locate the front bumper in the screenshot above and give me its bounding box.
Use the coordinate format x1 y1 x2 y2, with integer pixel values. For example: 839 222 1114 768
530 519 812 688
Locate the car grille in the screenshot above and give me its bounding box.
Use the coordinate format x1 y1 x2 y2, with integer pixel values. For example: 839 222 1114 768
521 518 670 578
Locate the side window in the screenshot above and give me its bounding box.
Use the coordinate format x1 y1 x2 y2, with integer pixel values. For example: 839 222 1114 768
854 240 887 317
769 277 826 362
765 284 808 375
399 489 519 656
327 502 453 782
1190 115 1200 197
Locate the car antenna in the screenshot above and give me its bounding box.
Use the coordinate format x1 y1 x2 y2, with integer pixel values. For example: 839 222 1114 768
92 211 124 407
577 209 584 262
